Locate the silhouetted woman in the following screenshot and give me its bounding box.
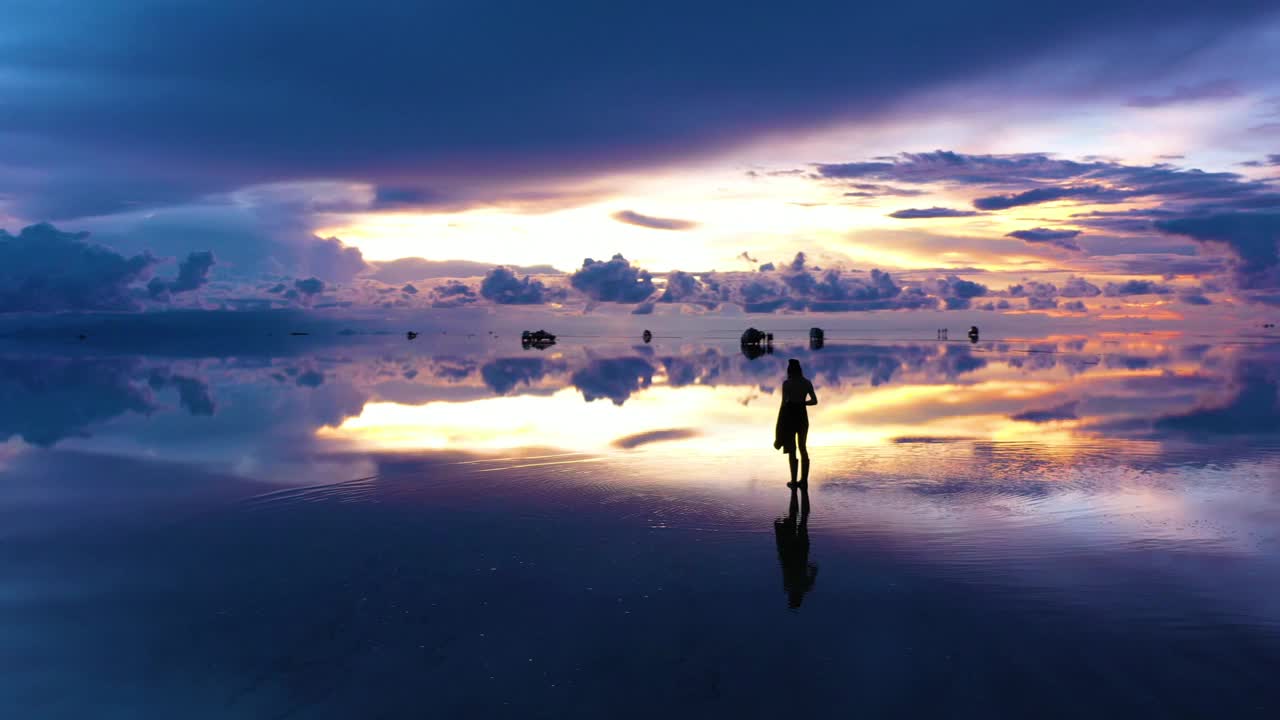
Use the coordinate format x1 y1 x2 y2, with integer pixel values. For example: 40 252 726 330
774 358 817 486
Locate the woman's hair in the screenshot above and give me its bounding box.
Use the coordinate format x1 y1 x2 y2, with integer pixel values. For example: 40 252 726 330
786 358 804 380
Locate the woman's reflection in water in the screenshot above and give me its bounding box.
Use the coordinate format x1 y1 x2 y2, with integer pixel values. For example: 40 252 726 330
774 482 817 609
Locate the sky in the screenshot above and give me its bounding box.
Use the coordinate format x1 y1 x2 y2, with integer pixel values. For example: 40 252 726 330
1 0 1279 325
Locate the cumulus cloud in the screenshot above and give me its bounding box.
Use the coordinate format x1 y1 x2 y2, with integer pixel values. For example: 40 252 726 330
612 210 698 231
570 254 655 302
430 280 479 308
1103 279 1174 296
0 223 156 312
659 270 719 308
1005 227 1083 251
731 255 939 313
929 274 989 310
1060 276 1102 297
888 207 983 219
147 251 215 300
401 283 418 295
480 266 559 304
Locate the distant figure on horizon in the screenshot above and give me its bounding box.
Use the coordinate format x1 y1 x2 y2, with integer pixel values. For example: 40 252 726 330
774 482 817 609
774 358 817 486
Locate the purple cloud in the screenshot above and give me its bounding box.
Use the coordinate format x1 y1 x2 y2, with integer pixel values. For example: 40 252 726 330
888 207 983 219
0 223 156 312
570 255 655 303
1005 227 1083 251
612 210 698 231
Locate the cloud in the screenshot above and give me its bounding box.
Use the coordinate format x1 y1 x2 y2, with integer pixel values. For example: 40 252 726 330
1005 227 1083 251
294 277 324 297
1011 401 1080 423
429 281 478 308
1155 213 1280 290
974 185 1128 210
888 207 983 219
0 223 156 312
148 251 216 300
1062 300 1088 312
3 4 1274 219
480 266 559 304
1127 78 1242 107
369 258 560 284
1060 276 1102 297
401 283 418 295
929 274 989 310
569 254 655 302
612 210 698 231
1103 279 1174 296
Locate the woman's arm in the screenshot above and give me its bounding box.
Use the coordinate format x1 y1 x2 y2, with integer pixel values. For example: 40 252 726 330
806 382 818 406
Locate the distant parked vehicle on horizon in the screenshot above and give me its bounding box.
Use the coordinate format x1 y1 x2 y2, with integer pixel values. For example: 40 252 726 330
521 329 557 349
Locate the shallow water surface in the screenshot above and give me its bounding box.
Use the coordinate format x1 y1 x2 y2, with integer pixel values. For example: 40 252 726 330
2 331 1279 717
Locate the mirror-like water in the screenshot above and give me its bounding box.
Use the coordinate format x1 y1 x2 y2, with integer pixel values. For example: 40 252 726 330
3 331 1278 718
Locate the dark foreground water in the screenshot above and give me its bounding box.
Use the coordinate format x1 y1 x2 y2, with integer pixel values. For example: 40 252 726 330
2 329 1279 718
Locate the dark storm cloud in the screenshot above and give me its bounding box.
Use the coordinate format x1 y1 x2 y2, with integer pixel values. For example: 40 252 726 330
569 255 655 303
1155 213 1280 290
1126 78 1242 107
1005 227 1083 251
0 223 155 312
147 251 216 300
888 207 983 219
611 210 698 231
1 2 1274 217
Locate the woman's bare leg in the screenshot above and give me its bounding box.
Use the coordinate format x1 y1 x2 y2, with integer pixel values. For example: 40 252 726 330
797 427 810 484
787 445 799 484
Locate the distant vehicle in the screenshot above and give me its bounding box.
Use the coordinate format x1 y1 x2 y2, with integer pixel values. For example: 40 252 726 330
642 329 653 343
809 327 824 350
968 326 980 343
741 327 769 346
406 331 419 340
521 329 557 348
